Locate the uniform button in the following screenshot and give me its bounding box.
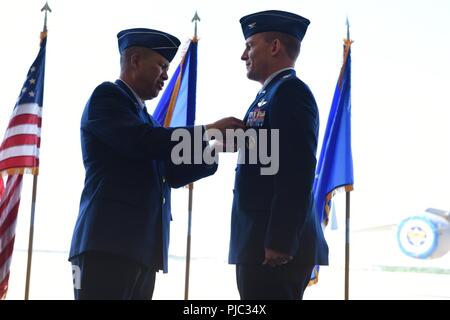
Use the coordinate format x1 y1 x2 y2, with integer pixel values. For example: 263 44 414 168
163 197 166 204
162 176 166 183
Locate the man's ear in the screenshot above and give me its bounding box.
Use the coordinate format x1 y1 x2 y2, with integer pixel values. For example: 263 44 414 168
130 53 140 69
270 39 282 56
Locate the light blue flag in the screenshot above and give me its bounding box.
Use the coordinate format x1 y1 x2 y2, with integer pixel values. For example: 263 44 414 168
153 40 197 127
313 41 354 227
310 39 354 285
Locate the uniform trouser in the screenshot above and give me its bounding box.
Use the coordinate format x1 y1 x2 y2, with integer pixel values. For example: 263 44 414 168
236 263 314 300
70 251 156 300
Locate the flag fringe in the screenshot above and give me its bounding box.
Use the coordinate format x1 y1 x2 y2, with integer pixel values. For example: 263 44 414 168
0 167 38 177
40 31 47 42
338 39 353 88
308 268 319 286
323 184 353 227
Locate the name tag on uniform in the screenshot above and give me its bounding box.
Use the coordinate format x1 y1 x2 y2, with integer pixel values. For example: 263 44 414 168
246 108 266 127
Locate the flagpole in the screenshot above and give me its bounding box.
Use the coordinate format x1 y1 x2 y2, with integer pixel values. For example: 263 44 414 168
24 2 51 300
184 183 193 300
344 17 351 301
24 175 38 300
184 11 200 301
344 191 350 300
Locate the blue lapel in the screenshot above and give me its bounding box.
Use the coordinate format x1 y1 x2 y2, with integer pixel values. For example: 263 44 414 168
244 69 296 122
114 79 160 126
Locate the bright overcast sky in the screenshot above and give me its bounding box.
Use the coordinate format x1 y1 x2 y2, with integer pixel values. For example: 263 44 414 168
0 0 450 298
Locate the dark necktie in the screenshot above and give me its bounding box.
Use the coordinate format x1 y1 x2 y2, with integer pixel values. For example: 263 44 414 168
140 106 148 122
141 106 160 127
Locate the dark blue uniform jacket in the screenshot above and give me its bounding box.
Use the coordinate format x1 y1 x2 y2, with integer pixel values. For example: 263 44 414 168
229 69 328 266
70 80 217 272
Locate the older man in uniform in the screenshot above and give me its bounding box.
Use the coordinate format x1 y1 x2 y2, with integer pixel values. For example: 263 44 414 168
229 11 329 300
69 28 243 300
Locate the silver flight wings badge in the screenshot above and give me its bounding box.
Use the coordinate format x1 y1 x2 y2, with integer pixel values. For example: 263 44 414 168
257 99 267 107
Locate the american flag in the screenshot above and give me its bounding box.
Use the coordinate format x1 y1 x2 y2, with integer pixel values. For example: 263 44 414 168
0 174 23 298
0 177 4 196
0 36 46 174
0 33 47 299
